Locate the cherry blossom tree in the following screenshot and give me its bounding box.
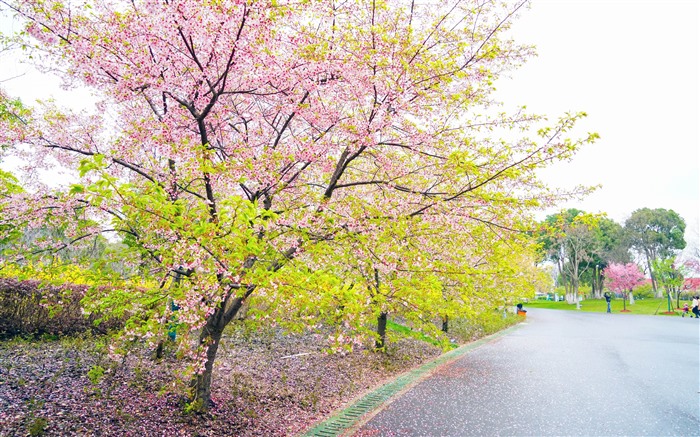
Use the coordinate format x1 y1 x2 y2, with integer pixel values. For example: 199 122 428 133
287 196 548 350
0 0 597 409
603 262 645 312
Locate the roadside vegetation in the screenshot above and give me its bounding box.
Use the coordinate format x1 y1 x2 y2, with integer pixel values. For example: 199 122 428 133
0 291 520 436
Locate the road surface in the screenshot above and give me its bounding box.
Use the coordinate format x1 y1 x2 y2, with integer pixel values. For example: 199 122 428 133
354 308 700 436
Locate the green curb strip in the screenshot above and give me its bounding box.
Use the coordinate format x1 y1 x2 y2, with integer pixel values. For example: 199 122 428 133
300 324 522 437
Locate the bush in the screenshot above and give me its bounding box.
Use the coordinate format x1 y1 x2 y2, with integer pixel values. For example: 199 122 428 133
633 283 654 299
0 278 120 338
679 290 695 301
447 310 520 342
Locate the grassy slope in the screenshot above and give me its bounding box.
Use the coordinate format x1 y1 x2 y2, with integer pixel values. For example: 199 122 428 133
525 297 688 316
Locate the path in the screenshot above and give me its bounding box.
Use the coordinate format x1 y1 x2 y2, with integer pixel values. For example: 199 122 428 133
351 308 700 436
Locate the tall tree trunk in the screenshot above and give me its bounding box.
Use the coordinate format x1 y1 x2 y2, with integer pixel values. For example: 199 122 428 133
376 311 387 350
645 251 661 298
568 274 579 305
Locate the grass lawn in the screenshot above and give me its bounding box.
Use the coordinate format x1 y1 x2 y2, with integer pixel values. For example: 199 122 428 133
525 297 691 316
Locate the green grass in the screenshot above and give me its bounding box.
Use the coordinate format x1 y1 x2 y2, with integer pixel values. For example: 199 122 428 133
387 319 457 349
525 297 688 316
387 312 522 349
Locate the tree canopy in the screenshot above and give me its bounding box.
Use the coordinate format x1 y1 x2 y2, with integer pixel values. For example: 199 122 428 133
0 0 597 409
538 209 603 302
624 208 686 297
602 262 645 311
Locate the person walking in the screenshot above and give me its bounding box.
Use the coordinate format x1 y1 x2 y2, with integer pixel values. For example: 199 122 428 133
604 291 612 313
692 296 700 319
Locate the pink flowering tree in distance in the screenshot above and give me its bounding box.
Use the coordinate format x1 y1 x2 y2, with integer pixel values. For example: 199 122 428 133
0 0 597 408
603 263 646 312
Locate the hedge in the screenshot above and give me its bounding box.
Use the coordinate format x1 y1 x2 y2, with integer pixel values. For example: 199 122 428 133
0 277 120 338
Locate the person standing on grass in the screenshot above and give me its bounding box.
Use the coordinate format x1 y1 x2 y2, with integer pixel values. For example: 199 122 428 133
604 291 612 313
692 296 700 319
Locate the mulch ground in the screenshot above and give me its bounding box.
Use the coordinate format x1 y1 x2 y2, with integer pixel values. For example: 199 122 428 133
0 328 442 436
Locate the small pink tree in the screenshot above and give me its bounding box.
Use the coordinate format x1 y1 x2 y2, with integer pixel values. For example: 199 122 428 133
603 263 645 312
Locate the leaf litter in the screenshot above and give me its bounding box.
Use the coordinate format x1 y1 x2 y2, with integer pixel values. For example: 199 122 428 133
0 328 441 436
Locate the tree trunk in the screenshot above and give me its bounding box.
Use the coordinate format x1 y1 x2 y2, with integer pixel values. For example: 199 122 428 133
155 340 164 360
567 277 579 304
563 281 572 303
375 312 387 350
442 315 448 333
597 272 605 299
191 324 224 410
372 268 387 350
645 251 661 298
653 278 662 298
593 268 603 299
188 287 251 410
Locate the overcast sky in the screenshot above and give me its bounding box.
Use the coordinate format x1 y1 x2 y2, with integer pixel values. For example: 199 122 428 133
1 0 698 253
495 0 699 254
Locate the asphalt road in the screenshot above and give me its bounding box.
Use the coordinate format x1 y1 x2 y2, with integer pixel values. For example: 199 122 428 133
354 308 700 436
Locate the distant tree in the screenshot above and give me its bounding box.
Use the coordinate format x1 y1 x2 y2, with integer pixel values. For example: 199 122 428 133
603 262 645 312
539 209 600 304
624 208 686 297
585 217 629 298
683 277 700 295
653 258 686 309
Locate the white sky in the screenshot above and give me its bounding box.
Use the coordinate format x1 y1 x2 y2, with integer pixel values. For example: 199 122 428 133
495 0 699 254
1 0 699 253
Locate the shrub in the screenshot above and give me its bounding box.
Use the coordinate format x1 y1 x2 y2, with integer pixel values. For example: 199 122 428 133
0 278 120 338
633 283 654 299
448 310 520 342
